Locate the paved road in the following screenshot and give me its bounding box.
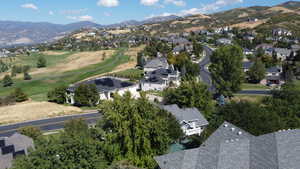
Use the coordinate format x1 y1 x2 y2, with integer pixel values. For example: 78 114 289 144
199 45 271 95
0 112 102 137
199 46 215 92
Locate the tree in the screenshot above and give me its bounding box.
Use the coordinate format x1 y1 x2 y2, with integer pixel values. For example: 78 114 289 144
98 93 171 169
247 59 266 83
37 56 47 68
11 88 28 102
163 80 214 118
18 126 42 140
210 45 244 97
74 84 99 106
0 60 8 73
137 52 146 67
218 101 282 136
193 40 203 59
47 86 67 104
2 75 13 87
23 72 32 80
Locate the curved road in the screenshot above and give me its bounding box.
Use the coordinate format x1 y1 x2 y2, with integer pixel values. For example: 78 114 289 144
0 111 102 137
199 45 270 95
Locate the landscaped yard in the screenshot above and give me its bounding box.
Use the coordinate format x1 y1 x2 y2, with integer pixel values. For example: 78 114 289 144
232 94 267 103
0 48 131 101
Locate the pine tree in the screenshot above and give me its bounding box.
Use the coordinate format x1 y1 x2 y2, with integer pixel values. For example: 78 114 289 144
2 75 13 87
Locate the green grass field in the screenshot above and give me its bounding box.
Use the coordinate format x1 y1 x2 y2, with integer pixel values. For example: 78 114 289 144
110 68 143 81
242 83 269 90
0 48 130 101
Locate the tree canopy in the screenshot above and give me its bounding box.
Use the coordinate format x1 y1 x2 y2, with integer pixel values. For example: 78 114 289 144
247 59 266 83
163 80 214 118
74 84 99 107
98 93 171 169
210 45 244 96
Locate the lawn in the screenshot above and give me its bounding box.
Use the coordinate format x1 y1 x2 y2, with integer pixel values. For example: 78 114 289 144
242 83 269 90
0 48 131 101
110 68 144 81
232 94 267 103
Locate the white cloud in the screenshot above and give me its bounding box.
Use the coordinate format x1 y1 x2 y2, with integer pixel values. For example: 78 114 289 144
21 3 38 10
49 11 54 15
164 0 186 7
140 0 160 6
149 0 243 18
97 0 119 7
146 12 173 19
67 15 94 21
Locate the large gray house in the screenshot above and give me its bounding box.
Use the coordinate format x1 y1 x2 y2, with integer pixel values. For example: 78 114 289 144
143 57 169 73
0 133 34 169
161 104 208 136
66 77 139 104
155 122 300 169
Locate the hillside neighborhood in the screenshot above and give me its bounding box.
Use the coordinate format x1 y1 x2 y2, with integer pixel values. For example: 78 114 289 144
0 1 300 169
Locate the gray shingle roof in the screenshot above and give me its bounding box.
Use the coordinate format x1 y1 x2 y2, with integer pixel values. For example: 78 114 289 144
155 122 300 169
0 133 34 169
162 104 208 126
144 57 169 70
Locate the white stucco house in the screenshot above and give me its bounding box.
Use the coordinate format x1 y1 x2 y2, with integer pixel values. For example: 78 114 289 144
66 77 139 105
140 66 180 91
162 104 209 136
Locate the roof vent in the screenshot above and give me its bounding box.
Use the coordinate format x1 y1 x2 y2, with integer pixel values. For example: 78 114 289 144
224 124 228 127
231 127 235 131
225 140 229 143
230 139 234 142
235 138 239 141
237 131 242 135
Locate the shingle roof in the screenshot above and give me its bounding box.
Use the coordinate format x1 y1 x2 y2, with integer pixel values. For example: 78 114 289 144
68 77 135 93
0 133 34 169
144 57 169 70
155 122 300 169
162 105 208 126
242 61 253 70
267 66 281 73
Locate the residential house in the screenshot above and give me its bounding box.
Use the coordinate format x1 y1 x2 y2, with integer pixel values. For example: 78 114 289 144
143 57 169 73
66 77 139 104
291 44 300 52
263 66 283 86
216 38 232 45
243 49 253 56
161 104 208 136
140 66 180 91
155 121 300 169
273 28 292 37
0 133 34 169
242 61 254 72
274 48 292 61
173 45 185 55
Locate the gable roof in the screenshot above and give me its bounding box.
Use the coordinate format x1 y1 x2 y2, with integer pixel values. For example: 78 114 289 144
155 122 300 169
162 104 209 126
144 57 169 70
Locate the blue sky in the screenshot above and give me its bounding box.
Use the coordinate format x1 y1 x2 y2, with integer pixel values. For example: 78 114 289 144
0 0 298 25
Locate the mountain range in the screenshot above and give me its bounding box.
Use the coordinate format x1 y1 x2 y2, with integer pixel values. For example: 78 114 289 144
0 15 181 48
1 1 300 48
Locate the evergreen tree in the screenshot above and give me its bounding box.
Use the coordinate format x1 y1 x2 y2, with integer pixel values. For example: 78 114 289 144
11 88 28 102
74 84 99 106
2 75 13 87
210 45 244 97
247 59 266 83
37 56 47 68
0 60 8 73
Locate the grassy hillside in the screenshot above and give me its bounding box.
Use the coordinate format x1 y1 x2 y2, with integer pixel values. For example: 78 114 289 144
0 48 131 101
